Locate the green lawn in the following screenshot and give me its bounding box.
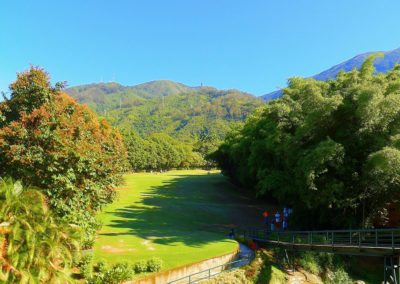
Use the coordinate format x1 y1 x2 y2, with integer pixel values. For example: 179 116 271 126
93 170 269 271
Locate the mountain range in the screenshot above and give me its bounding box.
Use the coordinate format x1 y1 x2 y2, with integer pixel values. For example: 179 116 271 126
262 47 400 100
66 80 263 141
66 47 400 141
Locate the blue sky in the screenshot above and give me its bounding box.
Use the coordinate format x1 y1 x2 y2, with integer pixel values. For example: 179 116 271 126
1 0 400 96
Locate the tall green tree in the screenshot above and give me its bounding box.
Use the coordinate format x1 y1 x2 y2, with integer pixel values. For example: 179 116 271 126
214 55 400 228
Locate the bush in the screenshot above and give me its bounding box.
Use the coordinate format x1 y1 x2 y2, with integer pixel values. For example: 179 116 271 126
102 262 133 284
95 259 107 273
147 257 163 272
79 254 93 279
134 260 148 273
298 252 320 275
326 268 352 284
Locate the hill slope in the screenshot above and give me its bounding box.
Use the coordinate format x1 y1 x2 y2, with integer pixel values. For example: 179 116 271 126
66 80 264 141
262 47 400 100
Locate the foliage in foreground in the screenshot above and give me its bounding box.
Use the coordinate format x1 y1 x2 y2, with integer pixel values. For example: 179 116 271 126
0 67 128 247
214 54 400 228
83 257 163 283
0 179 80 283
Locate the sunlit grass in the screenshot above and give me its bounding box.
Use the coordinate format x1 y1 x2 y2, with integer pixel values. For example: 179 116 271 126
93 170 253 271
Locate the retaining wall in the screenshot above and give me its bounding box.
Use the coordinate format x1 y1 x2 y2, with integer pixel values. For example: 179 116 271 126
131 246 239 284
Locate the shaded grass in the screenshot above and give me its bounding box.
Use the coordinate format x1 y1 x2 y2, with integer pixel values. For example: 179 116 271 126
93 170 269 271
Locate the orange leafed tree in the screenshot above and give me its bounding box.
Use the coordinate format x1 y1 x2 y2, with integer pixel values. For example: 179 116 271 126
0 67 128 247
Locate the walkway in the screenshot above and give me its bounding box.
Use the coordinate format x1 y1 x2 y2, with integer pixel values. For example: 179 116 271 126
237 228 400 256
167 243 253 284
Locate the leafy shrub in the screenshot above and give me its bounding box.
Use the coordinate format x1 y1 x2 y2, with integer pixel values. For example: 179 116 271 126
88 262 133 284
103 262 133 284
147 257 163 272
326 268 352 284
95 259 107 273
134 259 148 273
79 254 94 279
298 252 320 275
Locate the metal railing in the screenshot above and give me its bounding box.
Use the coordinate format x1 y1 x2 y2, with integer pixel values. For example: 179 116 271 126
167 257 250 284
236 228 400 255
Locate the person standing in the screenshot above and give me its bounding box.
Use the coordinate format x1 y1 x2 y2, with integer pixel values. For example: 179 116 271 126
282 216 288 230
275 211 281 230
263 210 269 227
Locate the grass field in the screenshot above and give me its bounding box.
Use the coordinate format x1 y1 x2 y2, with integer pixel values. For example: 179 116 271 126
93 170 270 271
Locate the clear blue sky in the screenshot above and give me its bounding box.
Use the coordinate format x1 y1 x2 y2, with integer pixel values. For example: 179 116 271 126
1 0 400 96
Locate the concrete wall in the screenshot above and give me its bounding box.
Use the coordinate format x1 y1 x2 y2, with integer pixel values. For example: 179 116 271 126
131 246 239 284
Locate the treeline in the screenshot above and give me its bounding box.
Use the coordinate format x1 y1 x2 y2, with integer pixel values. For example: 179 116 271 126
213 54 400 229
123 131 220 171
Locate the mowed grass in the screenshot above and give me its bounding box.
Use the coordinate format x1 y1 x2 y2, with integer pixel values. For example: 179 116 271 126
93 170 269 271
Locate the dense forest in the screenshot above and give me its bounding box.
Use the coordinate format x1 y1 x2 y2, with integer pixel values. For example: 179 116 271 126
214 54 400 229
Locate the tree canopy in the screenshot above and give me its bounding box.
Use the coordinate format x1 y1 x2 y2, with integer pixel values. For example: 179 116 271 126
0 67 128 246
213 55 400 229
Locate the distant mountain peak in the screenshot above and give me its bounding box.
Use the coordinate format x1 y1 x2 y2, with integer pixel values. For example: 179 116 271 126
262 47 400 101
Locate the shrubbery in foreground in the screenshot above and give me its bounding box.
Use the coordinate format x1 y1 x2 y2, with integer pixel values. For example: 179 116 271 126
0 179 80 283
84 257 163 284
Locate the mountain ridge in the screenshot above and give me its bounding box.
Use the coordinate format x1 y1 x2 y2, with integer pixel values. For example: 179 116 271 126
262 47 400 100
65 80 264 141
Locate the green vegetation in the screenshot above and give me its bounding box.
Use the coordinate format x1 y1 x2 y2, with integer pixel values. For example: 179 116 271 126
123 131 204 171
201 250 287 284
0 179 80 283
93 170 265 270
0 67 128 247
213 54 400 228
67 80 263 171
66 81 264 142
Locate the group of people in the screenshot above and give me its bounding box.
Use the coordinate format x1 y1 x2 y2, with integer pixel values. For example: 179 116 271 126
262 207 293 231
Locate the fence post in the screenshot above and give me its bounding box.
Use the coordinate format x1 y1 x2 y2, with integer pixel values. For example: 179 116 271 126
349 230 352 245
392 231 395 250
189 275 191 283
375 230 378 247
310 232 313 245
208 268 211 279
331 232 334 249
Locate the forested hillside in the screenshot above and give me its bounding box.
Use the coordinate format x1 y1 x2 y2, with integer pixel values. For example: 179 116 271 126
66 80 264 141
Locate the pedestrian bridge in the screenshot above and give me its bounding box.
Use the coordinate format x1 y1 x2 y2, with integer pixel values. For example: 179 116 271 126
236 228 400 256
236 227 400 283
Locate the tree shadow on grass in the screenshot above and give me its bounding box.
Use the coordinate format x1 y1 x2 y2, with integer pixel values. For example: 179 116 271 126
101 173 271 247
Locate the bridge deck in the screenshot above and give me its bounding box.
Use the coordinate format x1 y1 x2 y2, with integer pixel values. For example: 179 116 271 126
237 228 400 256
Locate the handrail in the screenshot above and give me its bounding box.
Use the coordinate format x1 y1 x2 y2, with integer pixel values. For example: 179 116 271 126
167 257 250 284
234 227 400 256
